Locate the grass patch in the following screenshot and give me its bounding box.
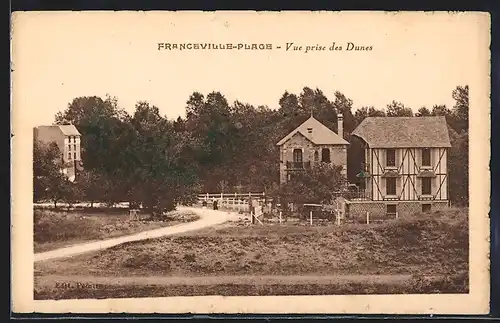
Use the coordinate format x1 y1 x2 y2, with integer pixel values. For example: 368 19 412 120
35 209 468 280
34 209 200 253
34 272 468 300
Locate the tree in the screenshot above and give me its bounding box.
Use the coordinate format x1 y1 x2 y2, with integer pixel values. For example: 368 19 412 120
75 170 110 207
54 95 130 175
274 163 344 208
451 85 469 133
416 106 432 117
448 129 469 206
33 140 74 207
446 85 469 205
431 104 451 117
386 101 413 117
33 140 60 201
332 91 356 135
353 106 386 126
123 102 200 216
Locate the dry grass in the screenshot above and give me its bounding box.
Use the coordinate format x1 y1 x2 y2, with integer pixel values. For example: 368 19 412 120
34 208 468 298
34 273 466 300
36 208 468 276
34 209 200 253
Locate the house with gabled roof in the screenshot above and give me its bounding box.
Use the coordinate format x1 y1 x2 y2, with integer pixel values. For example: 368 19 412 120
349 116 451 218
34 124 83 182
276 113 349 184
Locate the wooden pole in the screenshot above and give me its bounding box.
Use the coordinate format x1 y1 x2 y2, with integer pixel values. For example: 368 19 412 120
310 210 313 226
279 211 282 224
366 211 370 225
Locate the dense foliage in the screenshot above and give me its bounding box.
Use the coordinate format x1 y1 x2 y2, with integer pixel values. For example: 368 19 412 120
33 85 469 213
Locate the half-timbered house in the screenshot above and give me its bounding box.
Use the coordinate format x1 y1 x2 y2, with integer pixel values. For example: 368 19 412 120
349 116 451 218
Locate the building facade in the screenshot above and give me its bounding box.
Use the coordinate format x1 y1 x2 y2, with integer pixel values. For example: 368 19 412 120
34 125 83 182
349 116 451 218
276 114 349 184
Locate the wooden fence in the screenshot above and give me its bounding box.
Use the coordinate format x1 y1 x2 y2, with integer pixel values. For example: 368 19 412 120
197 192 266 213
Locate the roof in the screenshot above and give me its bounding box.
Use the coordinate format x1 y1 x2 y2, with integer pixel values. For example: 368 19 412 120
276 116 349 146
58 125 81 136
351 116 451 148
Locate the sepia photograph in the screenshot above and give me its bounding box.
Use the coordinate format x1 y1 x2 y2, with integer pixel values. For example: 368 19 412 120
11 11 490 314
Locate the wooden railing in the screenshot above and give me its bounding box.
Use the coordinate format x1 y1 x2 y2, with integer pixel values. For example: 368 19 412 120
286 161 311 170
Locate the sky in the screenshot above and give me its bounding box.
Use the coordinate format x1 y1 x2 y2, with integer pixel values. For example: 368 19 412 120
12 11 487 127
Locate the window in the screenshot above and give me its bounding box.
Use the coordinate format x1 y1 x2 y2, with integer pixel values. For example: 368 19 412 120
386 149 396 167
386 204 397 216
422 148 431 167
386 177 396 195
314 151 319 162
74 152 77 159
321 148 330 163
307 127 313 134
68 152 72 160
422 204 432 213
73 144 77 151
421 177 432 195
293 149 303 163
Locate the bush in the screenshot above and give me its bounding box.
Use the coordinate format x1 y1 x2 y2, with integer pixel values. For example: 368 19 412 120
34 210 101 244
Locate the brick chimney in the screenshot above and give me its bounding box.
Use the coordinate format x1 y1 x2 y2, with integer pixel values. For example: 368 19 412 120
337 113 344 138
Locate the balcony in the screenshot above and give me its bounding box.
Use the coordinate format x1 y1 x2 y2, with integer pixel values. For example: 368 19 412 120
286 161 311 170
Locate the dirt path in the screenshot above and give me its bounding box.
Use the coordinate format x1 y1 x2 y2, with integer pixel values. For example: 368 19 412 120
34 207 238 263
35 274 414 287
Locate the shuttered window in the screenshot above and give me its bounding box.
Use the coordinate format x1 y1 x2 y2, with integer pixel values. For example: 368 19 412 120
386 149 396 167
422 178 432 195
386 178 396 195
422 148 431 167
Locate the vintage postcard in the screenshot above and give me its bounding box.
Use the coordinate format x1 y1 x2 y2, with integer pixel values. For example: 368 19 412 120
11 11 491 314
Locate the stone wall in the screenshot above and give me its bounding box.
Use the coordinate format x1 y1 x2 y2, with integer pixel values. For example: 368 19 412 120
347 200 450 221
347 201 386 221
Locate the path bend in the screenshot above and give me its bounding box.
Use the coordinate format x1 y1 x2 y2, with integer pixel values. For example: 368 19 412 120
34 207 237 263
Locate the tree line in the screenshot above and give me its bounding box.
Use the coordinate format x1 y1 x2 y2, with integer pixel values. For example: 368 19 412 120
33 85 469 214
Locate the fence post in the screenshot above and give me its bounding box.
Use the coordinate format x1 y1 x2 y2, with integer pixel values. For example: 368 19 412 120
366 211 370 225
310 210 313 226
279 211 282 224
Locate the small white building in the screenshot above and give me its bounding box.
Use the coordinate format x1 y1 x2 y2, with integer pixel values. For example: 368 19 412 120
33 124 83 182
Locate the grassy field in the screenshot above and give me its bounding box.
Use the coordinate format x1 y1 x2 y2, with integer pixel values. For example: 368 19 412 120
34 208 200 253
34 208 468 299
